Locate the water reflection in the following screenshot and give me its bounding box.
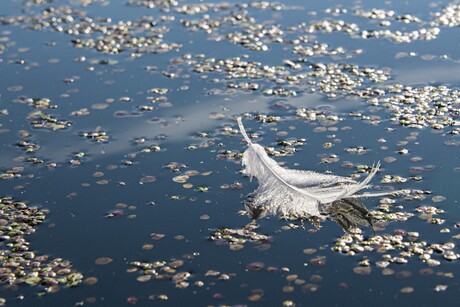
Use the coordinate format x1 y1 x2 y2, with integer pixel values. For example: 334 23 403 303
245 196 374 233
324 198 374 232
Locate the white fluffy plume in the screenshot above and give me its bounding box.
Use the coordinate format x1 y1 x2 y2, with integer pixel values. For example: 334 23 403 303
237 117 391 218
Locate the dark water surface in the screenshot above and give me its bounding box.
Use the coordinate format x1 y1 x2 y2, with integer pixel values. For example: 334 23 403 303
1 0 460 306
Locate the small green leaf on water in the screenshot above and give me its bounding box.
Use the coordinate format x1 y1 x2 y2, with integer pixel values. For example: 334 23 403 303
25 276 41 286
196 186 209 192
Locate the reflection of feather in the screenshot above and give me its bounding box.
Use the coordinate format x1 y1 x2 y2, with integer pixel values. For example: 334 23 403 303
237 117 391 218
325 199 374 232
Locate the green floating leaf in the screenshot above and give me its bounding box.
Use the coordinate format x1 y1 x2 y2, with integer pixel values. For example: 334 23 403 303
25 276 42 286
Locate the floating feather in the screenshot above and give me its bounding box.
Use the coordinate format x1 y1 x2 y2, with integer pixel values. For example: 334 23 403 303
237 117 392 219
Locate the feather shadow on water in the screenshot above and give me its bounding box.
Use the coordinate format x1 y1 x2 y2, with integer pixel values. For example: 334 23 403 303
237 117 397 232
324 199 375 233
245 198 374 233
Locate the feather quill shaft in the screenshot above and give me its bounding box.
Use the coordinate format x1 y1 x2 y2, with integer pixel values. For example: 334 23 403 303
237 117 321 203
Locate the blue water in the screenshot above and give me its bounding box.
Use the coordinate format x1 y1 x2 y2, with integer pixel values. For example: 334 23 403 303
1 0 460 306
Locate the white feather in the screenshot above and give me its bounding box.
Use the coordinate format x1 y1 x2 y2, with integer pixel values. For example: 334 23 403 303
237 117 390 218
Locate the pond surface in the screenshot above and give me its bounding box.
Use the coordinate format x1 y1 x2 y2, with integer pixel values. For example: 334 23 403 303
1 0 460 306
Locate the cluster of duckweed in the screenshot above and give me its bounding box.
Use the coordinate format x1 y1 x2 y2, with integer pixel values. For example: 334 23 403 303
79 130 110 143
0 196 83 303
129 259 193 289
129 249 329 305
0 168 24 180
210 223 272 251
26 111 71 131
334 227 458 267
1 5 181 55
